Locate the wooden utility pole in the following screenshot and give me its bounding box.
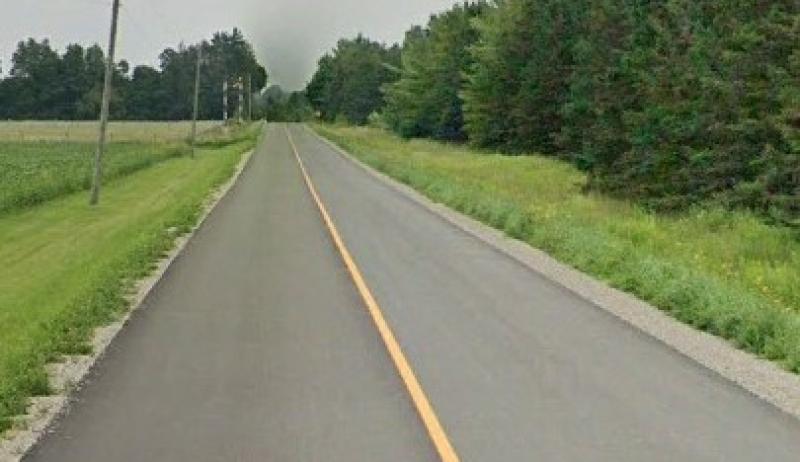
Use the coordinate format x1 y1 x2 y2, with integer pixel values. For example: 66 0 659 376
90 0 121 205
223 80 228 123
246 74 252 121
238 76 244 123
190 46 202 158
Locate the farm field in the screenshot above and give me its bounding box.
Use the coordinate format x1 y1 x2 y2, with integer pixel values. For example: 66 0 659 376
0 122 260 432
0 142 186 215
0 122 225 215
0 121 220 143
313 123 800 373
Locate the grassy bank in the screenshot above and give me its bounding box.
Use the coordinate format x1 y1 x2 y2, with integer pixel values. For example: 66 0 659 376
0 123 260 432
312 123 800 373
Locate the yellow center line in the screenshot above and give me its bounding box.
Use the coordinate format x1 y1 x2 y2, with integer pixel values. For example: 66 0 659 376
284 125 460 462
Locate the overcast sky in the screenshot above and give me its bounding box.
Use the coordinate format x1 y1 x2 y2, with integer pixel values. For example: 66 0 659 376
0 0 460 90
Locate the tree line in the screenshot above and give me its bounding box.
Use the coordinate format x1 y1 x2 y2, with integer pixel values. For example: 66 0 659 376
305 35 401 125
254 84 313 122
0 29 267 121
306 0 800 225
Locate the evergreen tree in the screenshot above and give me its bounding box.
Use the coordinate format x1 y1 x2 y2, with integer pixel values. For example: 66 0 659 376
384 2 487 141
306 54 335 120
558 0 633 171
463 0 581 153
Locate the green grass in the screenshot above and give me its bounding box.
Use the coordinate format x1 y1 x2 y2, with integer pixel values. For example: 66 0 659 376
0 141 188 214
0 121 232 215
312 123 800 373
0 123 260 433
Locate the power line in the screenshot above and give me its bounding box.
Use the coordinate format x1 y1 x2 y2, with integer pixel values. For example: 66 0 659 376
118 3 173 63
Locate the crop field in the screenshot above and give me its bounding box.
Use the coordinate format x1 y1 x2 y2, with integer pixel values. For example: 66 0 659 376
0 121 260 432
0 122 224 215
314 124 800 372
0 142 187 214
0 121 220 142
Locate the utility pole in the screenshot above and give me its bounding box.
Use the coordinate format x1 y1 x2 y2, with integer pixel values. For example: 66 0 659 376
223 79 228 123
90 0 121 205
238 76 244 123
246 74 252 121
190 45 202 158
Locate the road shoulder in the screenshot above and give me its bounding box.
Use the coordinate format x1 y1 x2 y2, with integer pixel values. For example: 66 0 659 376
0 136 257 462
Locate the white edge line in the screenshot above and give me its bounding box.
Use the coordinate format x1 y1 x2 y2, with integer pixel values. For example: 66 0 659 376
0 126 261 461
303 123 800 422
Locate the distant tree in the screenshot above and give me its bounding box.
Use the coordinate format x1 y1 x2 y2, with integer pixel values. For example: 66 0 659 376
255 85 312 122
158 45 198 119
58 44 88 118
259 84 290 120
75 44 109 119
0 28 267 121
306 54 335 119
205 28 268 120
125 65 165 120
0 39 126 120
305 35 400 124
284 91 313 122
4 38 62 119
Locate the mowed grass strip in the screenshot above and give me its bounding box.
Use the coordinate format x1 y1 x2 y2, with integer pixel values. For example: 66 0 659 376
312 124 800 372
0 141 187 215
0 126 259 432
0 121 228 215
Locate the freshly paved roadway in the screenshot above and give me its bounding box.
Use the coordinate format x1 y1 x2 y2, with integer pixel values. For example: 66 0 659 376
27 123 800 461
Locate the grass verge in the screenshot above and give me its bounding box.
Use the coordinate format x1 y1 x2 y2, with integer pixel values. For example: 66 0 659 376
0 123 260 433
0 141 188 215
0 122 247 216
312 123 800 373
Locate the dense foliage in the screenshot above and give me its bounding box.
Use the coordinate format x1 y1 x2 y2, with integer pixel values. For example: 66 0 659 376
553 0 800 223
382 2 487 141
255 85 312 122
308 0 800 224
463 0 581 154
305 35 401 124
0 29 267 121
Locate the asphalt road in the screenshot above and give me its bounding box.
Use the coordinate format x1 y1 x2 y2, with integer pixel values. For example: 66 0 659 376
26 123 800 461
